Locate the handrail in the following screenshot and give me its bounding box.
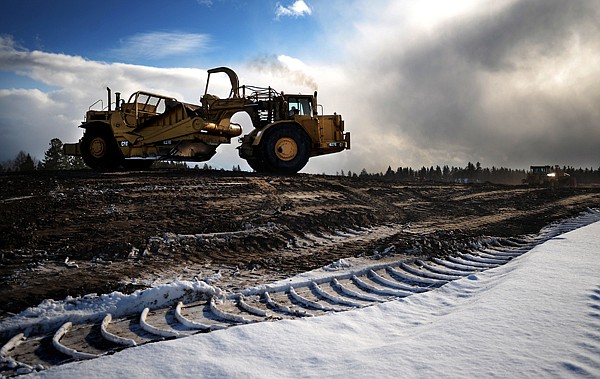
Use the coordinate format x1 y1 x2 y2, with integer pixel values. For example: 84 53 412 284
239 85 280 101
88 99 103 111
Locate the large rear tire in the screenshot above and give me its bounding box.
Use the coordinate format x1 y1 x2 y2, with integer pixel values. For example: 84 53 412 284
80 128 122 170
246 158 268 173
261 125 310 174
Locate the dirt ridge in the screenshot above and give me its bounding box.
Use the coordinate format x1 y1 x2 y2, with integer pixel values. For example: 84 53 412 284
1 170 600 316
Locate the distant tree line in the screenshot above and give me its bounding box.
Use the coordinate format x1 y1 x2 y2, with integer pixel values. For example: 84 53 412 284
0 138 88 172
2 139 599 185
562 166 600 185
0 138 235 173
344 162 600 185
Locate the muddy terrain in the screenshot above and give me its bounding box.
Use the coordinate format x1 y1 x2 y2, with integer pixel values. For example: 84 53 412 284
2 170 600 317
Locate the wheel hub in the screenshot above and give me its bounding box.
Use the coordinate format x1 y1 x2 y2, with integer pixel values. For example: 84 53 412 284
89 137 107 159
274 137 298 161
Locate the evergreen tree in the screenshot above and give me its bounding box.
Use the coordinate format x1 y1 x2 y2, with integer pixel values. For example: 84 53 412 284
42 138 70 170
384 166 394 178
14 151 35 171
0 160 12 172
442 165 450 180
465 162 476 179
69 155 88 169
475 161 482 180
435 165 442 180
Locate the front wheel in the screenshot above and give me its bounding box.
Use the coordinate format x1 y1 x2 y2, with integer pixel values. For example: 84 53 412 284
80 128 122 170
261 125 310 174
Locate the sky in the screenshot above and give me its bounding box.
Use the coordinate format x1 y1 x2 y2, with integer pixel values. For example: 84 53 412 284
1 0 599 173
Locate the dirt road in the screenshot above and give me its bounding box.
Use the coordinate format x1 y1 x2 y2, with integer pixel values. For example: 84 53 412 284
2 170 599 316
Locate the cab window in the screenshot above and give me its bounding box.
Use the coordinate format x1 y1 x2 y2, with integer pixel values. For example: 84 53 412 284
287 97 312 117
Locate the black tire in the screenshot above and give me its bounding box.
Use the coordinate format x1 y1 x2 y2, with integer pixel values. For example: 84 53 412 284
261 125 310 174
246 158 268 173
80 128 122 170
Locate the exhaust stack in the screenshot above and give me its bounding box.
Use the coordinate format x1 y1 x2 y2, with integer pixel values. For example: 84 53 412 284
107 87 112 111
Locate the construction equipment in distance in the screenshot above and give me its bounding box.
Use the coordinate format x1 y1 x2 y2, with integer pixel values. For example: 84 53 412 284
63 67 349 174
523 165 574 187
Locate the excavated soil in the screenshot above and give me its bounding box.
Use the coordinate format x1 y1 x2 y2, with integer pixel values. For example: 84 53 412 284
1 170 600 317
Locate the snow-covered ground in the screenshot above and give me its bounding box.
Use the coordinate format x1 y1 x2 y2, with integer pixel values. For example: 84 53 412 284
30 220 600 378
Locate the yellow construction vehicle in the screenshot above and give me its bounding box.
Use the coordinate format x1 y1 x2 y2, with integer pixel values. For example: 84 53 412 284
64 67 350 174
523 165 573 187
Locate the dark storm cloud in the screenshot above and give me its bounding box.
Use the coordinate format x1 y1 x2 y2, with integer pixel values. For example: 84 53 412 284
456 0 600 71
358 0 600 168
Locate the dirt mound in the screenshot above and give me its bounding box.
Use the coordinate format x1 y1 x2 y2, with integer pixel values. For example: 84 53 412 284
1 170 599 315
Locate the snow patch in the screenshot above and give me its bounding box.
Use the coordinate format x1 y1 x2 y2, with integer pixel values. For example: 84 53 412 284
323 258 353 271
0 280 219 338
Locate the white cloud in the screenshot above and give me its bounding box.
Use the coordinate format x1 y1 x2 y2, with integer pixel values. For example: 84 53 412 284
0 87 81 166
111 32 210 60
275 1 312 19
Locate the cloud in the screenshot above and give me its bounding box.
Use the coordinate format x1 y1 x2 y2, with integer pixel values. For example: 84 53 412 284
110 32 210 60
275 1 312 19
0 88 73 163
246 54 318 90
327 0 600 171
